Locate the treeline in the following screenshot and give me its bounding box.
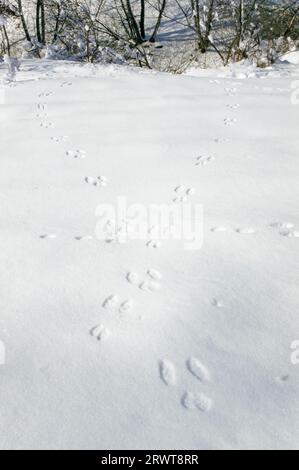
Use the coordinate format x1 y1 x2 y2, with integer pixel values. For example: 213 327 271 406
0 1 298 71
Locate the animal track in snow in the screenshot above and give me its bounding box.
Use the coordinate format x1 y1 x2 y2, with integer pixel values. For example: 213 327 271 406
159 356 213 412
90 324 111 342
66 149 86 159
186 357 211 382
103 295 119 310
159 360 176 386
40 233 57 239
119 299 134 314
268 221 299 238
126 272 139 285
126 269 162 293
100 220 127 244
269 221 294 230
276 375 290 384
38 91 54 98
211 226 255 235
181 391 213 412
40 121 55 129
92 294 136 344
225 87 237 96
226 103 240 110
173 185 195 203
214 137 230 144
36 113 48 119
37 103 47 111
102 295 133 314
196 155 215 167
224 117 237 127
51 135 69 143
146 239 162 249
280 229 299 238
147 269 163 281
85 176 108 187
235 227 256 234
211 298 224 308
211 226 229 233
74 235 93 241
139 281 161 292
60 81 73 87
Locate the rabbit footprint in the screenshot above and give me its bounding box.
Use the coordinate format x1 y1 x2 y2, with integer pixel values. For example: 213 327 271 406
196 155 215 167
173 185 195 203
126 269 162 293
159 356 213 413
181 392 212 412
159 360 176 386
90 324 111 342
85 176 108 187
66 149 87 159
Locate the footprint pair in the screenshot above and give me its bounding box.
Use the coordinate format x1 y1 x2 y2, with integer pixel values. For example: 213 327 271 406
269 222 299 238
211 226 255 234
173 185 195 203
85 176 107 187
103 295 133 314
195 155 215 167
66 149 86 159
159 357 213 413
126 269 162 293
90 296 134 343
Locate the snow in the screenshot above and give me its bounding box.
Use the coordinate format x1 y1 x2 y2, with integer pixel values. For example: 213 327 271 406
0 58 299 450
281 51 299 65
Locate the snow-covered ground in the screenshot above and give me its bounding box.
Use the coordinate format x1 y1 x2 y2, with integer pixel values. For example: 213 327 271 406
0 56 299 450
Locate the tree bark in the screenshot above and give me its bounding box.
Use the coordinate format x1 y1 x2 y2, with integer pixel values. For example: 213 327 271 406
17 0 31 43
150 0 167 43
140 0 146 40
36 0 46 44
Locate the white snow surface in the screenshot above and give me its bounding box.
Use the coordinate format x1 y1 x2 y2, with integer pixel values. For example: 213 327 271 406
0 58 299 450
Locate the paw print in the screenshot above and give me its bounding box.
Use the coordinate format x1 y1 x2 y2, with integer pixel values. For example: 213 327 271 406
224 117 237 127
90 295 134 344
126 269 162 293
100 219 128 244
40 121 55 129
85 176 108 187
51 135 69 143
225 87 237 97
66 149 86 159
269 221 299 238
173 185 195 203
102 294 134 314
90 324 111 342
159 356 213 413
195 155 215 167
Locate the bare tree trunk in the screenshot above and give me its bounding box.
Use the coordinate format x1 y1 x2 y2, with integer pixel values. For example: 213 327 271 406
36 0 41 43
190 0 202 50
2 25 10 55
125 0 143 43
140 0 146 40
52 2 62 43
36 0 46 44
203 0 215 51
17 0 31 43
149 0 167 43
41 0 46 44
